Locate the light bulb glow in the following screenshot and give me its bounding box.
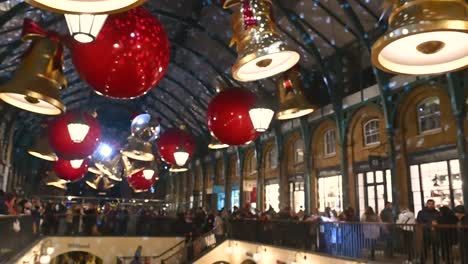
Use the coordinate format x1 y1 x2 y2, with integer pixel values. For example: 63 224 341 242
249 107 274 132
143 169 155 180
253 253 262 262
39 255 51 264
70 159 84 169
97 143 113 158
173 149 189 166
67 123 90 143
46 246 55 255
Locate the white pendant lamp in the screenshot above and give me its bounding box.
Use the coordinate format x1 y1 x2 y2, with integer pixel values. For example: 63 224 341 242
249 98 274 132
371 0 468 75
67 114 90 143
65 14 108 43
70 159 84 169
173 145 189 166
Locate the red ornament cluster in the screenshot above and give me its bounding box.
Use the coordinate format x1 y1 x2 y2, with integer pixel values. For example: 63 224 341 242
157 128 195 165
53 158 89 182
69 7 170 99
207 88 259 145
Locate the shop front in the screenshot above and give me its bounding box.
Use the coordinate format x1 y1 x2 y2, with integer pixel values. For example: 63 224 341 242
213 185 225 210
243 179 257 209
231 183 240 210
317 169 343 213
264 179 279 212
289 175 304 213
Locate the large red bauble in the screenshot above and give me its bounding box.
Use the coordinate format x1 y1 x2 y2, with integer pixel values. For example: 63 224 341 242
54 158 89 182
127 170 156 192
49 112 101 160
69 7 170 99
157 128 195 165
207 88 259 145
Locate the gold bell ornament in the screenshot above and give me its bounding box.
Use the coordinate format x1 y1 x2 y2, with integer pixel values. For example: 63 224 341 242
43 171 67 190
86 174 115 190
28 124 58 161
371 0 468 75
121 155 145 177
224 0 300 81
0 19 66 115
95 154 123 182
276 67 315 120
121 136 154 161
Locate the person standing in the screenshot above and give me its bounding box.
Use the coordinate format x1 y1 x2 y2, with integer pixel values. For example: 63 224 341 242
396 208 416 262
380 202 395 258
361 207 380 260
213 210 225 244
454 205 468 264
416 199 439 263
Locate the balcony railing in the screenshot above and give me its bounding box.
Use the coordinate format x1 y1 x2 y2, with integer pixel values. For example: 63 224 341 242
0 216 38 262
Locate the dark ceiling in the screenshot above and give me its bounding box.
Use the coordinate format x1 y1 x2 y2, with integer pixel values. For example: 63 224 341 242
0 0 387 155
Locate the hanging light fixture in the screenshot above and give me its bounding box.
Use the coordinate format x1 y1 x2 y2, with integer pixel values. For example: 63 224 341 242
43 171 67 190
208 135 229 150
121 136 154 161
0 19 66 115
169 164 188 173
67 113 90 143
64 14 108 43
224 0 300 81
70 159 84 169
249 98 274 132
28 136 58 162
173 145 189 166
371 0 468 75
276 67 315 120
26 0 145 43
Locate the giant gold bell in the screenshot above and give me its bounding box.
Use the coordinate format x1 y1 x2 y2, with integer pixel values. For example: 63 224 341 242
95 154 123 182
44 171 67 189
28 134 58 161
224 0 300 82
86 175 115 190
371 0 468 75
276 68 315 120
121 155 145 177
0 37 66 115
121 136 154 161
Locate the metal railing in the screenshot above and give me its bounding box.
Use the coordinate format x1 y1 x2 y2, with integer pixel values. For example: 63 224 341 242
0 215 38 263
230 219 468 263
161 229 218 264
116 239 186 264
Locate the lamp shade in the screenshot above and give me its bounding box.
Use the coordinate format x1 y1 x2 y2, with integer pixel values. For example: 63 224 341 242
49 111 101 159
371 0 468 75
157 128 195 165
25 0 145 14
276 68 315 120
173 145 189 166
169 164 188 173
224 0 300 81
53 158 88 182
65 14 107 43
249 105 274 132
207 88 259 145
208 135 229 150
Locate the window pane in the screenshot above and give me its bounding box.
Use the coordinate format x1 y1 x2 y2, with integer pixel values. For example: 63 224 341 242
420 161 450 207
386 170 393 203
410 165 421 191
366 172 374 184
376 171 383 183
364 119 380 146
324 129 336 155
265 184 279 212
417 97 441 133
450 159 464 206
377 185 385 213
318 175 342 212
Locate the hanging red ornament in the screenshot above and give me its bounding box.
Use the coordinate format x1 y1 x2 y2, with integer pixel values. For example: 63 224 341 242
53 158 89 182
127 169 156 192
207 88 259 145
157 128 195 165
68 7 170 99
49 111 101 159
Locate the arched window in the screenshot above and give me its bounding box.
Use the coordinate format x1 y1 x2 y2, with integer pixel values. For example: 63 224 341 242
363 119 380 146
324 129 336 156
293 139 304 164
247 153 257 175
417 97 441 134
269 147 278 168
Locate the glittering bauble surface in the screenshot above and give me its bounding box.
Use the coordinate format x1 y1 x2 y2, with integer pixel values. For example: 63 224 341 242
207 88 259 145
131 113 161 142
157 128 195 165
69 7 170 99
49 112 101 160
54 158 88 182
127 170 156 192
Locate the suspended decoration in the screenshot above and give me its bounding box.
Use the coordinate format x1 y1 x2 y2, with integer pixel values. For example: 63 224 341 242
131 113 161 142
28 129 58 162
169 164 188 173
173 145 189 166
223 0 300 81
69 7 170 98
26 0 145 43
86 175 115 190
122 155 145 177
95 154 123 182
53 158 89 182
43 171 67 190
88 166 101 175
208 135 229 150
207 88 259 145
249 98 274 132
0 19 66 115
127 169 157 192
371 0 468 75
49 111 101 159
121 136 154 161
157 127 195 165
276 67 315 120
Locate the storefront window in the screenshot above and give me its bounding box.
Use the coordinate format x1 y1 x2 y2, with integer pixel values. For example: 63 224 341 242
417 97 441 134
363 119 380 146
410 160 464 214
318 175 342 212
217 193 225 211
357 169 392 217
265 183 280 212
231 190 240 209
289 181 305 213
324 129 336 156
294 139 304 164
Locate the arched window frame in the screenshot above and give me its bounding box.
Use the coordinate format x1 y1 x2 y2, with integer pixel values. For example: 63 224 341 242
417 97 441 134
363 119 381 146
324 129 336 156
293 139 304 164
